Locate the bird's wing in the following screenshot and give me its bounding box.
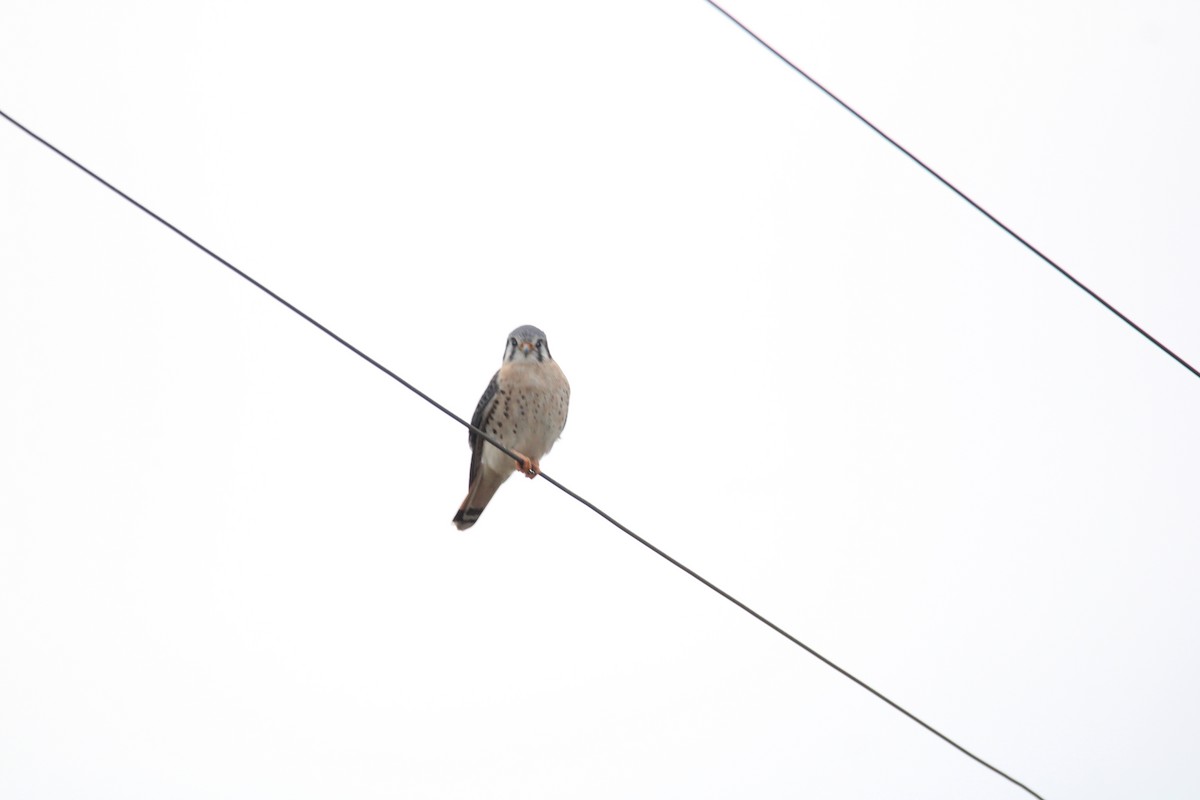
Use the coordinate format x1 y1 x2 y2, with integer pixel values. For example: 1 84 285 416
467 370 501 485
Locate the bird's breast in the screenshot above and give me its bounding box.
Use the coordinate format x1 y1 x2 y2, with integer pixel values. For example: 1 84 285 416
491 360 570 461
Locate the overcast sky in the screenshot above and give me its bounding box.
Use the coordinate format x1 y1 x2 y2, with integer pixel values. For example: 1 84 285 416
3 1 1199 798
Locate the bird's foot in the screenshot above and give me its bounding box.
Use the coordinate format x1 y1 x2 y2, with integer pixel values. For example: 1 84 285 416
513 451 539 478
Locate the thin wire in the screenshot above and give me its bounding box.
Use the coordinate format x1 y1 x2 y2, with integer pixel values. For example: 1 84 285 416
544 476 1046 800
704 0 1199 383
0 108 529 466
1 107 1042 799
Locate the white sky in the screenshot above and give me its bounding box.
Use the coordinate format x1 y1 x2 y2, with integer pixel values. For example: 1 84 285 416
3 1 1199 798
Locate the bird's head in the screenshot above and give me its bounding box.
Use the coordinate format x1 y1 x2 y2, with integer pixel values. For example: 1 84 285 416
504 325 551 363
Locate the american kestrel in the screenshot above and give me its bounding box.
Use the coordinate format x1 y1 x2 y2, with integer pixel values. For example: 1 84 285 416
452 325 570 530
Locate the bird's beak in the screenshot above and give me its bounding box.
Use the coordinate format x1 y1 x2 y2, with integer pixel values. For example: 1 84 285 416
519 340 535 353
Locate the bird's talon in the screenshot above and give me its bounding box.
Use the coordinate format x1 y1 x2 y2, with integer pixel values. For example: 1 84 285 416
513 451 537 477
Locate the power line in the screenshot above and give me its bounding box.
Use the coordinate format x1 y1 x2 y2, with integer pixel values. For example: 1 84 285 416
1 107 1043 799
704 0 1199 384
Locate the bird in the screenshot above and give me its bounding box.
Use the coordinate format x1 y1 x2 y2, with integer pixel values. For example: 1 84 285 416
452 325 570 530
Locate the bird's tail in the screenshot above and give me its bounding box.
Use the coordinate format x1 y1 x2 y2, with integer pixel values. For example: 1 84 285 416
452 469 507 530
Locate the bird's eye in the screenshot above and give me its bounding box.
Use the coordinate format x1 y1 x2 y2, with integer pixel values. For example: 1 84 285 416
536 339 544 349
510 337 518 347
